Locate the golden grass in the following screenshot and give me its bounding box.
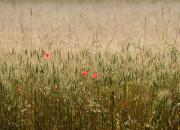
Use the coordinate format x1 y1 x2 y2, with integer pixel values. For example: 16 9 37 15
0 1 180 51
0 1 179 130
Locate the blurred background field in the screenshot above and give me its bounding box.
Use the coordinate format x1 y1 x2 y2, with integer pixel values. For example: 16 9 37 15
0 0 180 51
1 0 180 3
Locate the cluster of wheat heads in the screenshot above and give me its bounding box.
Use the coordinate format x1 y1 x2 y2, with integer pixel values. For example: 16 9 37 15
0 1 180 130
0 45 179 129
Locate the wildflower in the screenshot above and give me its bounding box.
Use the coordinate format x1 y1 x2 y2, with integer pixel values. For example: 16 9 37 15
170 63 176 69
17 85 24 95
82 70 88 76
92 73 98 79
52 85 59 92
86 63 90 67
44 51 52 60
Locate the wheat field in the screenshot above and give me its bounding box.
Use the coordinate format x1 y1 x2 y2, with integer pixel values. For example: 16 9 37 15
0 1 179 130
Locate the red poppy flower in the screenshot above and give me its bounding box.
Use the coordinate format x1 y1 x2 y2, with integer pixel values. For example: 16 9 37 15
92 73 98 79
86 63 90 67
44 51 52 60
82 71 88 76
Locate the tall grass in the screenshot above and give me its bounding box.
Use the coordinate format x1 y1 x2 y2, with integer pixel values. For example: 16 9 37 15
0 45 179 129
0 1 179 130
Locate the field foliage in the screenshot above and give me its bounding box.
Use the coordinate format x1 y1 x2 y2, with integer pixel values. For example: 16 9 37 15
0 1 179 130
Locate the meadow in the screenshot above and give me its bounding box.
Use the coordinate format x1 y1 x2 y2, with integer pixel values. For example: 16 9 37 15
0 1 179 130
